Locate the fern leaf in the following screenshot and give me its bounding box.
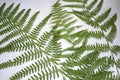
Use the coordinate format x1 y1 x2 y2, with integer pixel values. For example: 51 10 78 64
106 74 120 80
106 24 116 42
90 0 103 16
86 43 109 52
13 9 25 23
0 30 20 45
89 71 112 80
29 66 59 80
38 32 52 47
0 1 119 80
110 45 120 55
0 9 26 35
3 3 14 17
0 3 6 15
63 4 85 8
0 49 42 70
9 57 52 80
18 9 31 28
8 4 20 19
116 59 120 68
0 21 8 31
0 40 35 54
101 14 117 31
0 22 15 35
87 0 97 10
96 8 111 23
30 14 51 40
23 11 40 32
88 30 103 39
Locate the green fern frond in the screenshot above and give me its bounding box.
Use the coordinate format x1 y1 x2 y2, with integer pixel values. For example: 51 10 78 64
61 0 120 79
116 59 120 68
101 14 117 31
62 50 114 80
62 0 119 51
0 3 48 53
3 3 14 17
90 0 103 16
29 66 59 80
110 45 120 55
96 8 111 23
30 66 59 80
23 11 40 32
51 1 80 47
8 4 20 19
0 49 42 70
10 56 52 80
86 0 97 10
0 41 35 54
0 0 120 80
106 24 116 42
86 43 109 51
18 9 31 28
13 9 25 23
0 3 6 15
37 32 52 47
63 4 85 8
106 74 120 80
30 14 51 40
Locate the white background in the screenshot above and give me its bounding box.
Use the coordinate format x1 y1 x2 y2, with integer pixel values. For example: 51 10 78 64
0 0 120 80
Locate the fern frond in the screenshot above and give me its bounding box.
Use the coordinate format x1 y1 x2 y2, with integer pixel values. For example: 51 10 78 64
8 4 20 19
23 11 40 32
110 45 120 55
0 49 42 70
106 24 116 42
88 71 112 80
3 3 14 17
0 1 119 80
62 50 113 80
88 30 103 39
63 4 85 8
0 3 6 15
13 9 25 23
106 74 120 80
51 1 81 47
86 0 97 10
0 41 35 54
86 43 109 51
101 14 117 31
90 0 103 16
29 66 59 80
30 14 51 40
44 36 62 56
37 32 52 47
116 59 120 68
0 9 27 36
96 8 111 23
0 30 20 45
10 57 52 80
17 9 31 28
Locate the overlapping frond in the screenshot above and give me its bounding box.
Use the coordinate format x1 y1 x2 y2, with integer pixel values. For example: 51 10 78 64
62 0 119 55
62 51 114 80
61 0 120 79
51 1 88 50
0 3 65 80
0 0 120 80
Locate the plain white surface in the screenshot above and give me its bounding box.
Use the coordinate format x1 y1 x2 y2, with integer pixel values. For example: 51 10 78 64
0 0 120 80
